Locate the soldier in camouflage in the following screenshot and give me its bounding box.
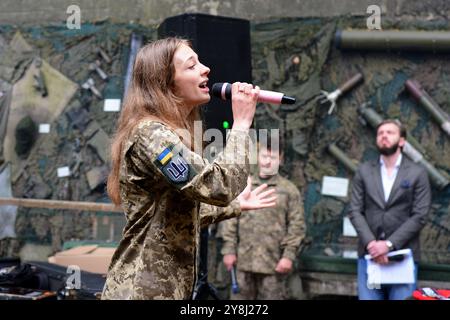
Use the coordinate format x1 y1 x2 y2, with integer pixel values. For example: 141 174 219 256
221 140 306 300
101 38 277 300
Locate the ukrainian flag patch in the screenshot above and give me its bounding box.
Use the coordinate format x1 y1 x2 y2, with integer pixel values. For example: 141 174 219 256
154 145 196 187
157 147 173 165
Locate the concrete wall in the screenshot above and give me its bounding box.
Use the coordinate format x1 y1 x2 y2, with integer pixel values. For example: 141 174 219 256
0 0 403 26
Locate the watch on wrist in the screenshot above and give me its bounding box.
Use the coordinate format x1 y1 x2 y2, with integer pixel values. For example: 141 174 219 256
386 240 394 251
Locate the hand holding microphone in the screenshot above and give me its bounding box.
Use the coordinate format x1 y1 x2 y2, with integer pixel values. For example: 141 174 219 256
212 82 296 105
230 265 240 294
228 82 260 131
223 254 240 294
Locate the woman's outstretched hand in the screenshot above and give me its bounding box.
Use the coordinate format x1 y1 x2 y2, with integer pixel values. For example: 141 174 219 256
237 177 277 211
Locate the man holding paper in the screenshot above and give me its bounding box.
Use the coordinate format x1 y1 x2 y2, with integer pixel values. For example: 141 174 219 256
349 120 431 300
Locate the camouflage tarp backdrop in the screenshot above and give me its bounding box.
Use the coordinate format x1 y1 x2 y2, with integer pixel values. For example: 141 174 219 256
0 22 154 257
250 17 450 265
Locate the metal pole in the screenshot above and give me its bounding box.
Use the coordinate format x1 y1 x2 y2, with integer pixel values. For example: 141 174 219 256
0 197 122 213
335 30 450 53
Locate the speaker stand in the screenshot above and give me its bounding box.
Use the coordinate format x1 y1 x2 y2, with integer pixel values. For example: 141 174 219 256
192 228 220 300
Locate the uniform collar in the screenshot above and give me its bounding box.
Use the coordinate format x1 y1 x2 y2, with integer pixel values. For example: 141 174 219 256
252 173 279 186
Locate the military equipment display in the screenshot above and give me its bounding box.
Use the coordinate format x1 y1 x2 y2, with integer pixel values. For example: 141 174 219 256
88 61 108 81
335 30 450 52
327 143 358 173
33 58 47 97
405 80 450 137
96 48 112 65
319 73 364 114
81 78 102 99
357 103 450 190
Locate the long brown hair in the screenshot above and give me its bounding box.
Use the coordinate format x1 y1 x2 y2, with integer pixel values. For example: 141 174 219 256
107 37 201 205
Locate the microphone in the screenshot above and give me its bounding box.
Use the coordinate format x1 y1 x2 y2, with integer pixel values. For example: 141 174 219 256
212 82 296 105
230 265 240 294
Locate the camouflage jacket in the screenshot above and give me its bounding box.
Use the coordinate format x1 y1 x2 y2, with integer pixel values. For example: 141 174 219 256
101 120 250 300
220 174 306 274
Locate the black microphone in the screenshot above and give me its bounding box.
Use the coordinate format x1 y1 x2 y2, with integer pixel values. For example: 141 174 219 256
212 82 296 105
230 265 240 294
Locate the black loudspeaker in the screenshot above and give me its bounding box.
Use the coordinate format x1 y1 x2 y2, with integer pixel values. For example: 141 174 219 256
28 261 106 299
158 13 252 145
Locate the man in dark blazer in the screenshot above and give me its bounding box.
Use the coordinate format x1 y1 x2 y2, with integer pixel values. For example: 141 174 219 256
349 120 431 300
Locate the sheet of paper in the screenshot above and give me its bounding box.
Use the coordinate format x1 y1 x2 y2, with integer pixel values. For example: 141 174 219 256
57 166 71 178
103 99 121 112
342 250 358 259
365 248 415 285
321 176 349 197
39 123 50 133
343 216 357 237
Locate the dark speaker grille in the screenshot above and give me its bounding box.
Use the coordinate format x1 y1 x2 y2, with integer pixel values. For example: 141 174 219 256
158 14 252 145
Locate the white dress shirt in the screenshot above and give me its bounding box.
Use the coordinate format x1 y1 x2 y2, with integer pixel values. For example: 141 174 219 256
380 153 402 202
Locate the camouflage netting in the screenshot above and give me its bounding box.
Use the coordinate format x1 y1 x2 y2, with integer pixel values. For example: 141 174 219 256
251 16 450 264
0 16 449 272
0 22 155 256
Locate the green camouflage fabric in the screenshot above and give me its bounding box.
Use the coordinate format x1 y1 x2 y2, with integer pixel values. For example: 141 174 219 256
231 270 288 300
101 120 250 300
221 174 306 274
199 200 241 229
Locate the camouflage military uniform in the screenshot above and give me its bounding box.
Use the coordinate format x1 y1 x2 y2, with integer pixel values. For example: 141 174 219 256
101 120 250 300
220 174 306 299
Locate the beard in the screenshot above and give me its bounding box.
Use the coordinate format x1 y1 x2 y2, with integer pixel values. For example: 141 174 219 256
377 142 400 156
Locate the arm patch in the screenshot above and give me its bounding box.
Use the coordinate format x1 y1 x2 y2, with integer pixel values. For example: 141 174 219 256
154 145 197 188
